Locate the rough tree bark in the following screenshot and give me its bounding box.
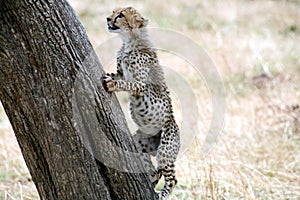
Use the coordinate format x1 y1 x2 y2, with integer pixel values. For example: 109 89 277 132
0 0 156 199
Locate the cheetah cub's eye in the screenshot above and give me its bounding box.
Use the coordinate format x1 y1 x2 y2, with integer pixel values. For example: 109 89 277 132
115 13 125 20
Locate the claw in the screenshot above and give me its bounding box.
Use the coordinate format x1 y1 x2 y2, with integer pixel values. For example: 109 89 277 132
102 75 114 92
102 75 112 81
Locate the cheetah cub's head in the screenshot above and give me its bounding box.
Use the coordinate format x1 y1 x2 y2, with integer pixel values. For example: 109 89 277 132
106 7 149 33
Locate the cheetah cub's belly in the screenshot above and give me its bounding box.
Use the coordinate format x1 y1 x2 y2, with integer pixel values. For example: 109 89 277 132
130 88 167 135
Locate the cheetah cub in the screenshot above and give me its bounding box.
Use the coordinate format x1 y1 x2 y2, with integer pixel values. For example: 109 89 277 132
103 7 180 199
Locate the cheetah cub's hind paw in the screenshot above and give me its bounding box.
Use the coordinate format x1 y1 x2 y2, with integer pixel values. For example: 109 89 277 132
150 169 162 186
158 190 169 200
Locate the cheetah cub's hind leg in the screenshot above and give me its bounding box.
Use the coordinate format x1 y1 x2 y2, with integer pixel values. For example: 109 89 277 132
133 130 162 181
156 120 180 200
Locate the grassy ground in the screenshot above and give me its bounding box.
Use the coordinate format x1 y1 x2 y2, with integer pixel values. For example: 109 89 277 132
1 0 299 199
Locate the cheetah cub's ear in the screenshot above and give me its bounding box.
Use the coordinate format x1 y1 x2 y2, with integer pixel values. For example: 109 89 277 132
127 7 149 29
134 13 149 27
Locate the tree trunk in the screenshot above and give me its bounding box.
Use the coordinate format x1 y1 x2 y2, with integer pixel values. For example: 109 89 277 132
0 0 156 199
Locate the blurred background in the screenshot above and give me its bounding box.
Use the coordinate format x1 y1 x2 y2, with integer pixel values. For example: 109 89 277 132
1 0 299 199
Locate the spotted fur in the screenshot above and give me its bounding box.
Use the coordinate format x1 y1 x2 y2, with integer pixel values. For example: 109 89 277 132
103 7 180 199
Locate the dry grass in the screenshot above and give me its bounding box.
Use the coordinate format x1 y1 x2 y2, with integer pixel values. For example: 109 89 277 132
1 0 300 199
0 108 38 200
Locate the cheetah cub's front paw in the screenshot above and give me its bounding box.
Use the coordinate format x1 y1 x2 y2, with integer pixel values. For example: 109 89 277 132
102 74 115 92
